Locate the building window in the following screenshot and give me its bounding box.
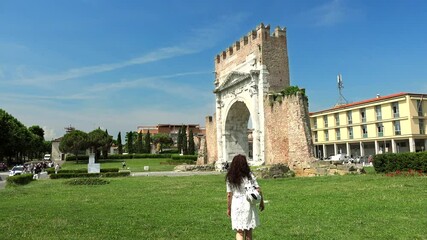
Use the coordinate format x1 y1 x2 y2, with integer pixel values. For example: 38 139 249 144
336 128 340 140
323 116 328 128
347 111 352 124
324 130 329 141
417 100 423 117
314 131 318 142
392 102 399 118
362 125 368 138
360 108 366 123
335 113 340 126
375 105 382 120
394 120 401 135
348 127 353 139
420 119 425 134
313 118 317 129
377 123 384 137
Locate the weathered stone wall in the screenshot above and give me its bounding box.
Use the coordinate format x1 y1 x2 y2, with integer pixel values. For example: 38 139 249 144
263 93 315 170
214 23 289 92
205 115 217 164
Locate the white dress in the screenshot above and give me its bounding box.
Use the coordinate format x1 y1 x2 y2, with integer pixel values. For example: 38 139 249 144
226 173 260 230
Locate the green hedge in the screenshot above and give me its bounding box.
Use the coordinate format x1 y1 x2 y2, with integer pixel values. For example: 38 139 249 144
50 171 130 179
65 154 172 161
171 154 197 161
102 154 171 159
7 174 34 185
47 168 119 175
160 159 196 165
65 155 89 161
373 152 427 173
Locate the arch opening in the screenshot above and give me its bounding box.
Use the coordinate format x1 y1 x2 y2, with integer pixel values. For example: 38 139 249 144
224 101 252 163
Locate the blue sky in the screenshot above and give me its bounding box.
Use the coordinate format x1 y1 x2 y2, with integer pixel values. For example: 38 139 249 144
1 0 426 140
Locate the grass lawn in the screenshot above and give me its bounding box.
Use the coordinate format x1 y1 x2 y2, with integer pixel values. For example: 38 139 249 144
61 158 176 172
0 173 426 239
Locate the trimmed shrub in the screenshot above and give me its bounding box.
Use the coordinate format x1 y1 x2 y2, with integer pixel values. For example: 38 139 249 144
106 154 171 159
7 174 34 185
65 155 89 161
100 168 119 173
160 160 196 165
65 178 110 185
171 154 197 161
50 171 130 179
47 168 119 175
373 152 427 173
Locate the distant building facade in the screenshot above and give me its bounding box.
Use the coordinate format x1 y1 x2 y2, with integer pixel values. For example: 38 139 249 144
137 124 206 145
310 92 427 159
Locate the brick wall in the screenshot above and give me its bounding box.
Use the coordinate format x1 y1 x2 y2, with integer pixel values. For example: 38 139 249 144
205 115 217 164
263 94 315 169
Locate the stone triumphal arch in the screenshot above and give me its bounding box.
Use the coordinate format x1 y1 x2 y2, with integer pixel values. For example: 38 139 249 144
202 23 315 171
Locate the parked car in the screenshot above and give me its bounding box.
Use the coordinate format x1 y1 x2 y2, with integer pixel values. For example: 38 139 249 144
43 154 51 161
9 165 24 176
0 162 8 171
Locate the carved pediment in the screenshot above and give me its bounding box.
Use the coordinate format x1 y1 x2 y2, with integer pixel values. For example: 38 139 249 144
214 71 251 93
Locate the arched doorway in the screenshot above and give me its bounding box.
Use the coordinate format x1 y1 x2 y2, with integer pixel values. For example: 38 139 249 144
224 101 251 163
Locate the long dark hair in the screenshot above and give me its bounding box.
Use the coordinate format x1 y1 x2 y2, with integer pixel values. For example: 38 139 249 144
226 154 251 189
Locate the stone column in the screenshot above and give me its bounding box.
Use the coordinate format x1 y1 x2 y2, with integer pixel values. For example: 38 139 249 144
409 137 415 152
334 143 338 155
251 73 260 163
346 142 350 156
323 144 327 159
359 142 365 156
374 140 379 154
391 139 397 153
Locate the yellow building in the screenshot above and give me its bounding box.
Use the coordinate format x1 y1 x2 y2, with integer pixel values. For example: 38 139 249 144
310 92 427 159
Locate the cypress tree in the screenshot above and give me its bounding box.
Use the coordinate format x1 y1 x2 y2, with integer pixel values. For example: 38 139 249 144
143 130 151 153
126 131 134 154
117 132 123 154
177 126 182 154
182 126 188 155
136 131 143 153
188 129 195 155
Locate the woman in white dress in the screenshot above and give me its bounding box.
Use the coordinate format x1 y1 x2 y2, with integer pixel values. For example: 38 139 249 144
226 154 265 240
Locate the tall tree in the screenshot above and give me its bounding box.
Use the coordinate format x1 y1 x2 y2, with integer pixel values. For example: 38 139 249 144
125 131 135 154
0 109 32 163
143 130 151 153
88 128 111 161
152 133 173 152
29 125 45 160
177 126 182 154
59 130 88 163
136 131 143 153
188 129 195 155
117 132 123 154
182 126 188 155
102 129 113 159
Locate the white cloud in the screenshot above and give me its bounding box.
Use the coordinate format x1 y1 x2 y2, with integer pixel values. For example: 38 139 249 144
42 126 57 141
13 47 195 86
303 0 363 27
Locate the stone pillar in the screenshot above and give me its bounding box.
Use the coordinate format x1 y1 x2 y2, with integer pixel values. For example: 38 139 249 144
409 137 415 152
323 144 327 159
375 140 379 154
334 143 338 155
359 142 365 156
391 139 397 153
346 142 350 156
